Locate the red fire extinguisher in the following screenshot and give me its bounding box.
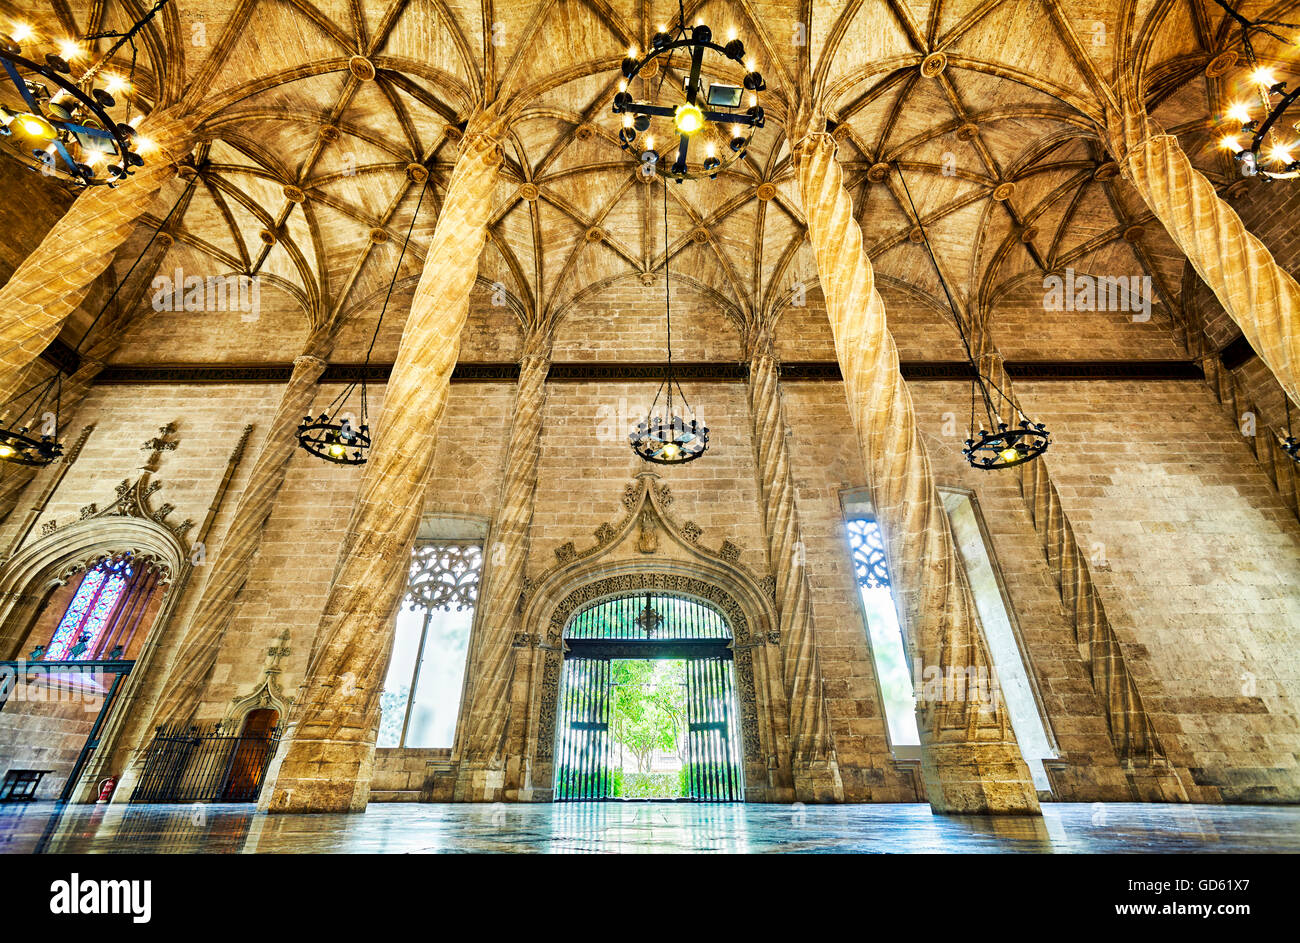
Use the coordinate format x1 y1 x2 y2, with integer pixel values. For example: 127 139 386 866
96 776 117 803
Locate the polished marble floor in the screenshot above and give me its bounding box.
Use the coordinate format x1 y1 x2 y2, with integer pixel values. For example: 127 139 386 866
1 801 1297 853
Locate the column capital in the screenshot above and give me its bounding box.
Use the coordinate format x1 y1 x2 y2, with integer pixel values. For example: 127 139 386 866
291 354 328 374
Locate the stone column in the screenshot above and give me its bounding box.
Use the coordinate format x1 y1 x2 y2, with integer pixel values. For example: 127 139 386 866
747 340 841 800
455 344 549 801
793 129 1039 814
973 338 1185 800
146 340 331 728
1109 100 1300 407
0 110 192 403
261 111 505 813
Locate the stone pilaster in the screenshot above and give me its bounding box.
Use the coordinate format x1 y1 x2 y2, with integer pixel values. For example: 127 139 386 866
0 110 192 403
747 343 841 800
455 347 549 801
146 346 330 728
261 111 506 813
793 129 1039 814
974 341 1185 801
1109 99 1300 407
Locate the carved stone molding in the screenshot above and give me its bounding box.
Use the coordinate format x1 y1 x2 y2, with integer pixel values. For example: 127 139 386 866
535 571 761 764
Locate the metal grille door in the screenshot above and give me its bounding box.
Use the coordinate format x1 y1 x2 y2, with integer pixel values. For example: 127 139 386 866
554 656 612 801
555 592 744 802
685 655 742 801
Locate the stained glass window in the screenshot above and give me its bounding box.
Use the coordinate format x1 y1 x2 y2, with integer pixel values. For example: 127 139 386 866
44 556 134 661
377 541 482 749
846 517 921 748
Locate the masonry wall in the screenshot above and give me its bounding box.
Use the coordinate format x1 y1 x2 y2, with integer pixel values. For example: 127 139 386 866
3 269 1298 805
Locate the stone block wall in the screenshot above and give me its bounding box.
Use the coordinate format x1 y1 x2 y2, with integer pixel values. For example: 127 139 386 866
0 272 1295 805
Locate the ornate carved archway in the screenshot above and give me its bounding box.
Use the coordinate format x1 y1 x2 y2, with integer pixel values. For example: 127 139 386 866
516 473 789 802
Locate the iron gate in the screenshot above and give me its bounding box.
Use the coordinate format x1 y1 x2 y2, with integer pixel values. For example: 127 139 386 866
554 592 744 802
130 721 281 802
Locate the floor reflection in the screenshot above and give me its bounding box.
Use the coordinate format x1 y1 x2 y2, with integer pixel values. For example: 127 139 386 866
1 801 1295 854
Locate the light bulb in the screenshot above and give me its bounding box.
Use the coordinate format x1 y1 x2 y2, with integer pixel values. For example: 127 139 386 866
673 102 705 134
623 113 633 127
11 23 32 42
628 45 637 58
135 136 155 154
999 447 1019 463
1220 134 1243 152
618 79 627 92
706 142 716 158
749 93 757 107
105 73 129 94
644 134 655 151
1268 142 1294 163
1227 102 1252 124
727 27 737 40
328 443 346 458
1252 66 1276 87
58 40 80 60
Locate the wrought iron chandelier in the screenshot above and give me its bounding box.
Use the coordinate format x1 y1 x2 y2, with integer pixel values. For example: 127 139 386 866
1283 396 1300 465
0 178 190 467
0 0 170 188
1212 1 1300 180
297 170 431 465
611 1 765 182
896 164 1050 470
628 186 709 464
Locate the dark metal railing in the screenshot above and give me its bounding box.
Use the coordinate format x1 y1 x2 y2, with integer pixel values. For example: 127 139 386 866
685 655 742 802
130 721 280 803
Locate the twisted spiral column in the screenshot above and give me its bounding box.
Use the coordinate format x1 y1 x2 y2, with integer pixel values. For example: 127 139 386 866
748 346 840 799
147 347 330 728
0 109 193 403
0 238 175 529
1111 106 1300 407
794 131 1038 813
262 114 505 813
456 349 549 799
974 342 1182 798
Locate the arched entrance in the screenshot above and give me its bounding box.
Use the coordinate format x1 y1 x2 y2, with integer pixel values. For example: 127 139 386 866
555 591 744 802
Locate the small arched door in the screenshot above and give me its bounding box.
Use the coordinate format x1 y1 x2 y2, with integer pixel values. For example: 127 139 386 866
220 709 279 801
554 592 743 802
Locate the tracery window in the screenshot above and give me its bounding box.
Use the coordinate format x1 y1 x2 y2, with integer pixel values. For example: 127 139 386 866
845 518 921 750
377 541 482 749
40 553 161 662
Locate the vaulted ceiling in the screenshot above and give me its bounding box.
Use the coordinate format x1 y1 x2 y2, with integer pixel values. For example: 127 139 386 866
4 0 1294 357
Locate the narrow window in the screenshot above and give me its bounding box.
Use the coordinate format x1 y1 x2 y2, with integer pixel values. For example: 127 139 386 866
844 493 1057 789
377 541 482 749
845 516 921 754
942 490 1056 791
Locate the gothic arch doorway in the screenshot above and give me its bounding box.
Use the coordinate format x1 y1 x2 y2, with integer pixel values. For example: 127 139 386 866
554 591 745 802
